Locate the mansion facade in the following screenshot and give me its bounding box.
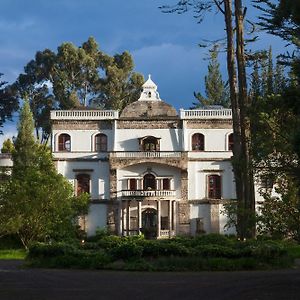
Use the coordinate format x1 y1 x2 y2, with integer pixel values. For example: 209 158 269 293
50 76 253 238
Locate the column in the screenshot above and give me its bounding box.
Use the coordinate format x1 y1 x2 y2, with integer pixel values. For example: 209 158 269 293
168 200 172 237
113 120 117 151
173 201 177 233
137 201 142 234
126 200 130 236
157 200 161 238
121 201 125 236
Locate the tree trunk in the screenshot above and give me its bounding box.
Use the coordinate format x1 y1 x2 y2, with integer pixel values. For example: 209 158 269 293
234 0 256 238
223 0 256 238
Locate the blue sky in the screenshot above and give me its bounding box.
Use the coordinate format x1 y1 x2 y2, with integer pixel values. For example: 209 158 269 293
0 0 287 144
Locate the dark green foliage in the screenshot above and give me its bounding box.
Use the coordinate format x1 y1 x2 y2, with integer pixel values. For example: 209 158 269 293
0 73 18 132
0 103 89 249
27 234 295 271
111 241 143 261
14 37 144 143
1 138 14 154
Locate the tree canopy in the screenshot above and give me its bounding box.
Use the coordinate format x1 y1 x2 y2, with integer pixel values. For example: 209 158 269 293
0 74 18 133
14 37 144 143
0 102 89 248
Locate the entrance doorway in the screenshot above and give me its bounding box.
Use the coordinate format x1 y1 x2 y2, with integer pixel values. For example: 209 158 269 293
141 208 157 239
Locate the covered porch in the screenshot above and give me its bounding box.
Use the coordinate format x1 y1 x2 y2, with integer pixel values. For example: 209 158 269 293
120 199 177 239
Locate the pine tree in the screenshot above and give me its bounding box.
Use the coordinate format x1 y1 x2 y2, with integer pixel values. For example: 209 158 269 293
193 45 229 108
1 138 14 154
12 101 37 174
0 103 89 248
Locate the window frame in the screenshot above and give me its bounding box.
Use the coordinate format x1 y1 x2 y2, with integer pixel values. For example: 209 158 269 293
207 174 221 199
58 133 71 152
95 133 108 152
76 173 91 195
192 133 205 151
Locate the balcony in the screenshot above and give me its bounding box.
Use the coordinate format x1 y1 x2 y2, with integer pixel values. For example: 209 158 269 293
179 109 232 119
50 110 119 120
122 189 177 200
110 151 183 158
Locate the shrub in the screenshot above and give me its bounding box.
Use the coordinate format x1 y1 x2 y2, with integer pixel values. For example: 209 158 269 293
28 242 77 258
97 235 123 250
111 242 143 261
192 234 235 247
193 244 239 258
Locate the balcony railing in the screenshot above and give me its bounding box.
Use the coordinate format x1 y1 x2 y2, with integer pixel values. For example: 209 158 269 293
122 190 176 198
159 230 176 238
180 109 232 119
50 110 119 120
110 151 183 158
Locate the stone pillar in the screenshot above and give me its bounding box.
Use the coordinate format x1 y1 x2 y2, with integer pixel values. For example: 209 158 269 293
157 200 161 238
168 200 172 237
126 200 130 236
178 170 190 235
172 200 176 232
113 120 117 151
107 168 118 234
210 204 220 233
121 201 124 236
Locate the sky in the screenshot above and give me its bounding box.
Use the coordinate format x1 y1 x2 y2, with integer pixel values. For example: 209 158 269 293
0 0 287 145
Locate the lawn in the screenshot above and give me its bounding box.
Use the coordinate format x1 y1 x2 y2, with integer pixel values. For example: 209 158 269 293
0 249 27 260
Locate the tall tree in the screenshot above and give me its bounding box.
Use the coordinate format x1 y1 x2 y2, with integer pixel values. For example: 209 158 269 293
0 102 89 248
14 37 144 143
193 45 230 108
0 74 18 133
251 0 300 239
161 0 256 238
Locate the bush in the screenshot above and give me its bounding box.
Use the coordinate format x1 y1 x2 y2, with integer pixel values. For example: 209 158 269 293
28 242 78 258
193 244 240 258
192 234 235 247
97 235 123 250
111 242 143 261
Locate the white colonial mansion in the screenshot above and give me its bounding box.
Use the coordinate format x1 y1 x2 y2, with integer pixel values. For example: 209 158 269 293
49 75 252 238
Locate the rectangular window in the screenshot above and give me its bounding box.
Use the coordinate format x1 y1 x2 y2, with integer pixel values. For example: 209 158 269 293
129 178 137 190
162 178 170 190
208 175 221 199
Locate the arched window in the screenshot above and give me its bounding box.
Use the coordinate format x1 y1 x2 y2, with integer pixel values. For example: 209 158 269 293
58 134 71 151
192 133 205 151
140 136 160 151
228 133 234 151
95 134 107 152
208 175 221 199
76 174 90 195
143 174 156 190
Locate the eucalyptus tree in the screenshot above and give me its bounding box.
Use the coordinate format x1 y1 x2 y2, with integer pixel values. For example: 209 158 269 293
14 37 144 143
161 0 256 238
0 73 18 133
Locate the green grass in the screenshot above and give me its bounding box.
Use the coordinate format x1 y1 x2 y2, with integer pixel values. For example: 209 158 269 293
0 249 27 260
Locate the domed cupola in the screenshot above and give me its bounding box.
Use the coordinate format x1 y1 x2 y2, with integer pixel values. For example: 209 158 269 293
138 74 161 101
120 75 178 119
